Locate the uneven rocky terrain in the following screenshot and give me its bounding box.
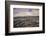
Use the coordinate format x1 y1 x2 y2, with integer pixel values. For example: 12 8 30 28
13 16 39 28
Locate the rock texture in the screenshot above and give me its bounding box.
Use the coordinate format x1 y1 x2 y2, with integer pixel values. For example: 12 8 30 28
13 16 39 28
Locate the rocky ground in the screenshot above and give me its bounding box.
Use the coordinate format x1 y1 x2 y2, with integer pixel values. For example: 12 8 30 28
13 16 39 28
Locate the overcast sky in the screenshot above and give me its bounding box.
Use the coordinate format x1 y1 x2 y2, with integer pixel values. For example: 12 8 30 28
13 8 39 17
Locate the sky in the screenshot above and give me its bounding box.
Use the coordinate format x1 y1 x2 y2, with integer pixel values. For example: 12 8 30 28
13 8 39 17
